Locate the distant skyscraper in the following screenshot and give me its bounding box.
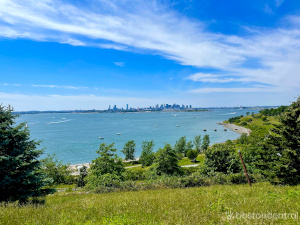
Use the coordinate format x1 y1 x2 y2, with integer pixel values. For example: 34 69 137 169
108 105 111 110
126 104 128 110
189 105 192 108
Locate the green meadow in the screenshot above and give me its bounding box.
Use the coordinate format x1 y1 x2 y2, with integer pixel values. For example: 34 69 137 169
1 183 299 225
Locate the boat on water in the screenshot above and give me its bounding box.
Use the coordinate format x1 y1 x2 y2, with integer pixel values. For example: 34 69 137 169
176 125 180 127
117 133 122 135
98 137 104 139
214 129 217 131
224 129 227 131
203 129 207 131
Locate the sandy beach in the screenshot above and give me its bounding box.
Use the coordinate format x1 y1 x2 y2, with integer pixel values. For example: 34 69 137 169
218 122 251 136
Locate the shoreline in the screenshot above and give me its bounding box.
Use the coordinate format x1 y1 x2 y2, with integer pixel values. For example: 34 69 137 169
69 124 251 174
69 158 140 175
218 122 251 136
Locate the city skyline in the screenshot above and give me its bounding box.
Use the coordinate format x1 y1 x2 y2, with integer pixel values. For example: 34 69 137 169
1 1 300 110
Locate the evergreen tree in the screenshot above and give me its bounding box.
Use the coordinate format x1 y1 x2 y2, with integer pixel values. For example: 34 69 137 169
267 99 300 185
202 135 210 151
0 105 54 203
139 140 155 167
122 140 136 160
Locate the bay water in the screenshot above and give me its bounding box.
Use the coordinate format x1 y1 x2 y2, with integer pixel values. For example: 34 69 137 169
15 109 258 164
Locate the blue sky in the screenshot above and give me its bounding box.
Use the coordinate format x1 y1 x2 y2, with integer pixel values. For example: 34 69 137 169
0 0 300 110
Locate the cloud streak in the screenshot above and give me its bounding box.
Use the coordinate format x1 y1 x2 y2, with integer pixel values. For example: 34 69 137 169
1 83 87 90
0 0 299 94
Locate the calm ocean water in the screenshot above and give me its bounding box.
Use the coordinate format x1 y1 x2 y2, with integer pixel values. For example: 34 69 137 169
15 109 258 164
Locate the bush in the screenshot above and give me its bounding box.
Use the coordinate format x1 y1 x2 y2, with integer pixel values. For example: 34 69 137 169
41 154 74 185
241 122 247 126
122 168 146 181
186 150 198 160
76 166 88 187
204 143 241 174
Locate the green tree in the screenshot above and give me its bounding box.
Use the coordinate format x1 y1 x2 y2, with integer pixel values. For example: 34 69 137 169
76 166 88 188
87 143 125 188
174 136 186 155
266 100 300 185
139 140 155 167
0 105 54 203
156 143 182 175
204 143 240 174
193 135 202 152
186 150 198 161
122 140 136 160
186 141 194 154
202 135 210 151
246 112 250 116
41 154 74 185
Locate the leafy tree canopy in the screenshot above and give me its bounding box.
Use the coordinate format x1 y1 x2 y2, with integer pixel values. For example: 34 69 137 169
121 140 136 161
155 143 182 175
139 140 155 167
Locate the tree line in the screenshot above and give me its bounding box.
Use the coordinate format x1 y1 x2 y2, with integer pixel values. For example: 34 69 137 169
1 98 300 203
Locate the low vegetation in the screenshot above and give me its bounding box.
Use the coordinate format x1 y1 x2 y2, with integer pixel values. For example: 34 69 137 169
0 183 299 224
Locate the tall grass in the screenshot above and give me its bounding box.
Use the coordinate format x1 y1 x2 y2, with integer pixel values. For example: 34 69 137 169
1 182 299 224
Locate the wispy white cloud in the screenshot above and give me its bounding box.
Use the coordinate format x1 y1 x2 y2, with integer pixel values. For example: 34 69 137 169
60 38 86 46
113 62 125 67
186 73 253 83
0 0 300 95
275 0 285 7
189 87 278 94
1 83 87 90
31 84 87 89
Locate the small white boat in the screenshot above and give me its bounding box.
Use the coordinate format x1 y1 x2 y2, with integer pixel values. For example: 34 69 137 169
98 137 104 139
155 125 159 127
117 133 122 135
176 125 180 127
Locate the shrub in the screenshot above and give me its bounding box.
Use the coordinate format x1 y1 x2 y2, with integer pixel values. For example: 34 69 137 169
186 150 198 160
204 143 241 174
241 122 247 126
41 154 74 185
76 166 88 187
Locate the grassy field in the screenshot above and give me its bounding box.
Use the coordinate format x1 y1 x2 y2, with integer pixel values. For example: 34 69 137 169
224 113 281 135
1 183 299 224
